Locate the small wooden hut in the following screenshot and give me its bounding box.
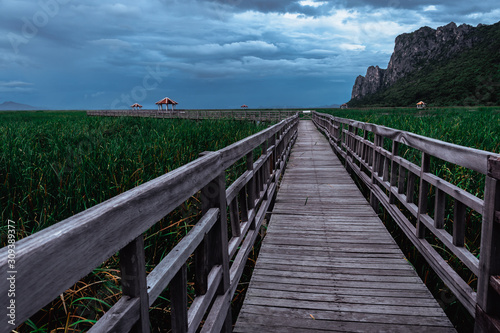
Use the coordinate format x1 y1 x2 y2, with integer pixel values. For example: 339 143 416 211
156 97 178 111
131 103 143 110
416 101 426 109
241 104 249 108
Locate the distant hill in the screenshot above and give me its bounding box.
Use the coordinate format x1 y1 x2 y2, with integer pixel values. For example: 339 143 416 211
0 101 38 110
349 21 500 107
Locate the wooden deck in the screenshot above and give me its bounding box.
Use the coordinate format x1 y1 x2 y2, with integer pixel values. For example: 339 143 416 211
234 121 456 332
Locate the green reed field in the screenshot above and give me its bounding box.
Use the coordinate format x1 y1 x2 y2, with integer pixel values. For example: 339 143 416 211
0 111 270 332
317 106 500 332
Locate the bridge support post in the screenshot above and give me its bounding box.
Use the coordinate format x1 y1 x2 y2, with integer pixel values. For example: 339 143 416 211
475 157 500 332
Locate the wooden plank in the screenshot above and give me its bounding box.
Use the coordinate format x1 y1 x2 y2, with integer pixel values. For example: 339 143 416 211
88 297 140 333
475 304 500 333
237 305 453 327
490 275 500 296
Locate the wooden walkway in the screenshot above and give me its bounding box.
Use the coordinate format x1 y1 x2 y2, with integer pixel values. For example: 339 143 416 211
234 121 456 332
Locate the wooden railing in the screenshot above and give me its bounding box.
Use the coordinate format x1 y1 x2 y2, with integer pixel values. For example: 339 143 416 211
312 111 500 332
87 109 299 122
0 115 299 333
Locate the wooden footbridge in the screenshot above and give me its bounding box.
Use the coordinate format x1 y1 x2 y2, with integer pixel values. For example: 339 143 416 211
1 111 500 332
234 121 455 332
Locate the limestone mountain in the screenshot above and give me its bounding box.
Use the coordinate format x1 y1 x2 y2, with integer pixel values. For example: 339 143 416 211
349 21 500 107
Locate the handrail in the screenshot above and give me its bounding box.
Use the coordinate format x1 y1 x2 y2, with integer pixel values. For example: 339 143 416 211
86 109 299 122
0 114 299 332
312 111 500 332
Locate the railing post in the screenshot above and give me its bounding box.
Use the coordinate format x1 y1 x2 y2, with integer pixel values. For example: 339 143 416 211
345 125 353 175
370 134 382 212
262 139 269 199
417 152 430 238
201 172 231 332
475 157 500 332
389 141 399 204
119 235 150 333
171 264 188 333
246 151 256 225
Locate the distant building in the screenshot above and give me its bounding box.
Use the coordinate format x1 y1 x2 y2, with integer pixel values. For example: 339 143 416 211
416 101 426 109
156 97 178 111
340 103 348 109
131 103 143 110
241 104 249 108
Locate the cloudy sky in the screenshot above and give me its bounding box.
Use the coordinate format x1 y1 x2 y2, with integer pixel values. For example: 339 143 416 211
1 0 499 109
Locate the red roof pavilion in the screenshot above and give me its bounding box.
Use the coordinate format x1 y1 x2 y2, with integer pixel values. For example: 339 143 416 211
156 97 178 111
131 103 143 110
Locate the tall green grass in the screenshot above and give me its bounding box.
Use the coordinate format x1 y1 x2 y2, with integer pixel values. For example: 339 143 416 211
0 111 270 331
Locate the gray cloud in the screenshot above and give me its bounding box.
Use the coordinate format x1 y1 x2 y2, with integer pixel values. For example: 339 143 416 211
0 0 498 108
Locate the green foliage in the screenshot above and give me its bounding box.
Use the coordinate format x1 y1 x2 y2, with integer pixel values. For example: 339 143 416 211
0 111 268 238
0 111 270 332
349 22 500 107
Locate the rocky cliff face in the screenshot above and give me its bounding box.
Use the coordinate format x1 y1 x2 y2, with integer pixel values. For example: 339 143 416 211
351 22 479 100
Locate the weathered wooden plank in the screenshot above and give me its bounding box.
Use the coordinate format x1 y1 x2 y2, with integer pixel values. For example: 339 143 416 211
88 297 140 333
235 317 455 333
246 281 433 299
237 305 453 327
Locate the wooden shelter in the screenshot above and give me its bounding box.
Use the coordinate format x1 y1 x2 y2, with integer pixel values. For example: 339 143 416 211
131 103 143 110
340 103 348 109
241 104 248 108
416 101 426 109
156 97 178 111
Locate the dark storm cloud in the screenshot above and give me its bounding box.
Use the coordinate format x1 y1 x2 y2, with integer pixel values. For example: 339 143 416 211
1 0 499 109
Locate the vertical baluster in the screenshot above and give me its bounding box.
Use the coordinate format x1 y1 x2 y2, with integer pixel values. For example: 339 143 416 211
453 200 466 247
262 139 269 199
171 264 188 333
434 189 446 229
200 173 231 331
476 157 500 331
229 199 241 237
417 152 431 239
406 172 416 203
370 134 382 211
389 141 399 204
398 165 406 195
119 235 150 333
246 151 256 229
